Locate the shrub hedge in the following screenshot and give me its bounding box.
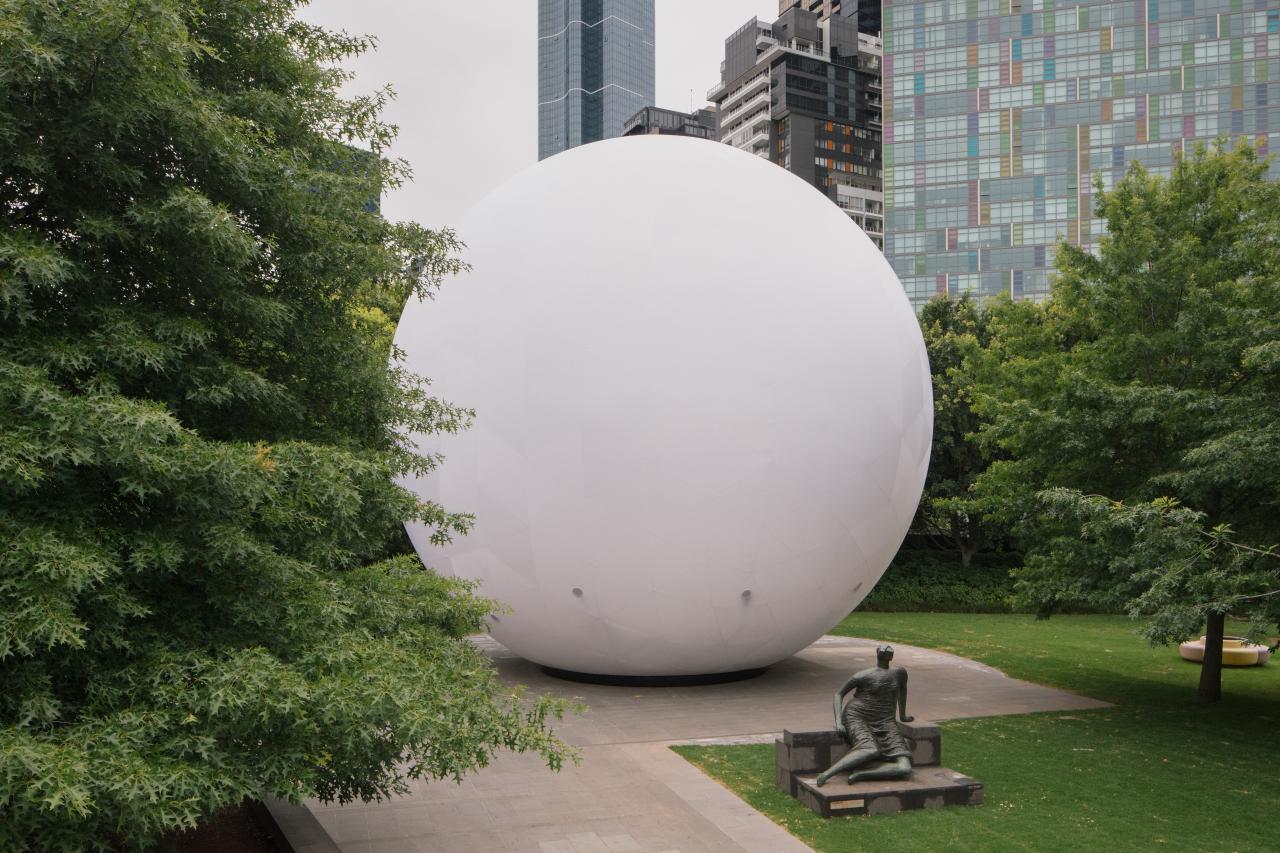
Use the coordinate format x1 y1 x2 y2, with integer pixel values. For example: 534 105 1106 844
859 549 1020 613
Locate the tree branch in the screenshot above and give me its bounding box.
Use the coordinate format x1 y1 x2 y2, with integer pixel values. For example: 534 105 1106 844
1205 533 1280 560
1215 588 1280 603
86 9 144 96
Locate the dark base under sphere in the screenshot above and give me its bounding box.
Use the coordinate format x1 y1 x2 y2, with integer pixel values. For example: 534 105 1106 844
540 666 768 687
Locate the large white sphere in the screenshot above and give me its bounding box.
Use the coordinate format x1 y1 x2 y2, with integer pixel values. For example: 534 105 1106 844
397 136 931 676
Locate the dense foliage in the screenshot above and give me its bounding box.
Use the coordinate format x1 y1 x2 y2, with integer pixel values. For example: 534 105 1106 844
968 143 1280 700
912 296 1007 565
860 549 1019 613
0 1 569 848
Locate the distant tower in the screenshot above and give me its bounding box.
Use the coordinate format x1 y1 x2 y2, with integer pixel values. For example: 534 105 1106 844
777 0 882 37
538 1 656 160
708 6 886 247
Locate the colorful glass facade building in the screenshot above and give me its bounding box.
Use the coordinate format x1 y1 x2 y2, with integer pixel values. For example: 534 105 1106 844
882 0 1280 310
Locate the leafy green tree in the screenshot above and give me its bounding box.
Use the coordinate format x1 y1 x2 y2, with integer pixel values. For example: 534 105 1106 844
1036 492 1280 702
913 295 1007 566
0 2 570 848
970 143 1280 701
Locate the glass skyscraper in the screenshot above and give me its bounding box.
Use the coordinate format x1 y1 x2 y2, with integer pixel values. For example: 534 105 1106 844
538 0 656 160
882 0 1280 311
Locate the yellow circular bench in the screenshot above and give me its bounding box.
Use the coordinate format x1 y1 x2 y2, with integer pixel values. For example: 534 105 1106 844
1179 636 1272 667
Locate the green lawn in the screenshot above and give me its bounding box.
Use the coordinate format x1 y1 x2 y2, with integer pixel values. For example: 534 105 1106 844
673 614 1280 852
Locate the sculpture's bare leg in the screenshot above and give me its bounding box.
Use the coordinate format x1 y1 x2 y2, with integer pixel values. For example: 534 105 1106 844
815 748 879 787
847 756 912 784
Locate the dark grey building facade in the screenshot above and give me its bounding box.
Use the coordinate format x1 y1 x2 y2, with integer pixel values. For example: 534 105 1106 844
709 5 886 245
538 0 656 160
622 106 717 140
778 0 882 38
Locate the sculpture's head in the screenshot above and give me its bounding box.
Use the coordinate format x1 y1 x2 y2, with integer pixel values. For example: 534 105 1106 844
876 644 894 665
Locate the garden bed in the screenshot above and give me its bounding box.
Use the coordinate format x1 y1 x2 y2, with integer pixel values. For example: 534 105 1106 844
167 800 291 853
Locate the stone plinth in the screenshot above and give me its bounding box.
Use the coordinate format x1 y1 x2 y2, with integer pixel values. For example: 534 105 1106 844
794 766 984 818
774 724 982 818
774 723 941 797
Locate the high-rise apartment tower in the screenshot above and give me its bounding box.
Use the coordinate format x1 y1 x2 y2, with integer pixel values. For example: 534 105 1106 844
538 1 656 160
779 0 884 36
709 5 887 245
882 0 1279 311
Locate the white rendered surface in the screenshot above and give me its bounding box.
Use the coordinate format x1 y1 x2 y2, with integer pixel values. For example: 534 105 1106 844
396 137 931 676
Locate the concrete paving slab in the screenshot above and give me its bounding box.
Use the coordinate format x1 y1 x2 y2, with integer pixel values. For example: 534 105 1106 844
301 635 1109 853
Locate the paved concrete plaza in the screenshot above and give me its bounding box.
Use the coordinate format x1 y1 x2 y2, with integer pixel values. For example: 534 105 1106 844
303 635 1108 853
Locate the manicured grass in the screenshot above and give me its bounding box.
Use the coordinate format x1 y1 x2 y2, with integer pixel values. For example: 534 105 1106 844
674 614 1280 852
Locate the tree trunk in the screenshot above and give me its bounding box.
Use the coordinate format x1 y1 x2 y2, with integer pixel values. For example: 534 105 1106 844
1198 611 1225 704
953 515 978 567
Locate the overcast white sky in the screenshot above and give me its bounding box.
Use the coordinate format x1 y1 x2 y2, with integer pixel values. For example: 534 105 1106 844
301 1 776 230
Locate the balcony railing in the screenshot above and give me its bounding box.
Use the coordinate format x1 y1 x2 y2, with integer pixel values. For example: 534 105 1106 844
710 67 770 104
785 39 823 57
723 88 770 120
